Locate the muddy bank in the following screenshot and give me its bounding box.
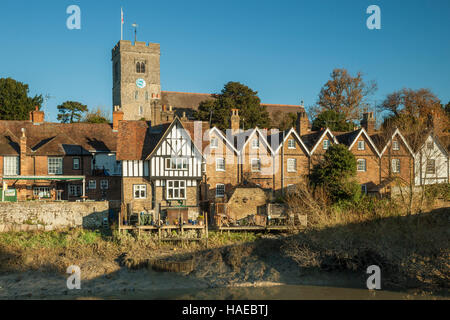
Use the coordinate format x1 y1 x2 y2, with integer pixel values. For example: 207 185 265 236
0 208 448 299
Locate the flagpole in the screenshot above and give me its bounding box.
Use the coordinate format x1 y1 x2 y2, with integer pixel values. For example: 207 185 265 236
121 7 123 40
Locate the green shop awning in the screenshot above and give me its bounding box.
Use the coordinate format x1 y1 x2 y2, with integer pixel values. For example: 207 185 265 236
2 175 85 181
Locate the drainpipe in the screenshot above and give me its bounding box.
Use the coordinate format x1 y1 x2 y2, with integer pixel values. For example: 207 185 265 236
281 131 285 195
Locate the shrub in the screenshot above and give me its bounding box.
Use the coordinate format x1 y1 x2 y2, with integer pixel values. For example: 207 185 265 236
310 144 361 203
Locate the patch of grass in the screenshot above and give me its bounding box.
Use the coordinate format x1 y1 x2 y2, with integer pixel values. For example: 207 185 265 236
0 228 102 249
208 231 259 246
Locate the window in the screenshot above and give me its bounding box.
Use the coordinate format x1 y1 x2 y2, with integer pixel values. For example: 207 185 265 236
216 158 225 171
135 91 139 100
136 62 145 73
426 160 436 174
3 156 19 176
287 158 297 172
48 157 63 175
167 180 186 200
393 141 399 151
138 106 143 115
361 184 367 195
165 158 188 170
288 139 295 149
88 180 97 189
33 187 50 198
251 158 261 172
69 184 82 197
210 137 218 149
73 158 80 170
323 139 330 150
252 138 260 149
216 184 225 198
100 180 109 190
358 141 365 150
145 92 149 101
134 185 147 199
357 159 366 172
392 159 400 173
427 142 434 150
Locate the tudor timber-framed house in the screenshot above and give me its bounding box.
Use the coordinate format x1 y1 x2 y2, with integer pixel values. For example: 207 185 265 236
117 117 208 221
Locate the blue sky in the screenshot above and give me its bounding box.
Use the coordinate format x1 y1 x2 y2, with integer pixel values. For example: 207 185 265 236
0 0 449 122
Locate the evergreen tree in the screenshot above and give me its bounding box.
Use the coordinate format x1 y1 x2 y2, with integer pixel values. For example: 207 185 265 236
194 81 271 131
310 144 361 202
57 101 88 123
0 77 43 120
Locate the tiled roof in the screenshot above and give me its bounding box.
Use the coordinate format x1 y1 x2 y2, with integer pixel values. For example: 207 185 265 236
160 91 305 119
0 121 118 156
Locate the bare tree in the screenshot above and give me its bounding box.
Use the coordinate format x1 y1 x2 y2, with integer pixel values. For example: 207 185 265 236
312 68 377 121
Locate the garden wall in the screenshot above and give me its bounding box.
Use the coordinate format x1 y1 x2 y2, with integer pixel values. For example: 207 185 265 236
0 201 109 232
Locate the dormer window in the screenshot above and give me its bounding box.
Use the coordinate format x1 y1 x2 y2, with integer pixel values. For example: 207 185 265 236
252 139 260 149
358 141 365 150
136 62 146 73
210 137 218 149
323 139 330 150
288 139 295 149
393 141 399 151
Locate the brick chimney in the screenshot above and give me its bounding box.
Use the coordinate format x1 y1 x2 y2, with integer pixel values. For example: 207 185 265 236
231 109 240 133
361 112 375 135
296 111 309 136
29 106 44 124
20 128 27 175
112 106 124 131
181 111 188 121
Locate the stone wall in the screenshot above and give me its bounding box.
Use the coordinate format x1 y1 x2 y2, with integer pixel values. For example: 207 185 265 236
0 201 109 232
226 187 269 221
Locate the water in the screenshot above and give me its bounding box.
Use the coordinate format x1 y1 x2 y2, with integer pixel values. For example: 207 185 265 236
78 285 446 300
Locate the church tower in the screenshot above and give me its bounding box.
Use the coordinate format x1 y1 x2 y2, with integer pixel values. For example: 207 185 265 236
112 40 169 124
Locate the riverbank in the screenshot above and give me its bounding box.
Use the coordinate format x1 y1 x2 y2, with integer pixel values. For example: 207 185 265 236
0 207 448 299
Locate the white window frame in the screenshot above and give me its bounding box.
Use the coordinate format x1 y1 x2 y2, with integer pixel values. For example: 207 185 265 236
69 184 82 197
288 139 295 149
100 179 109 190
210 137 218 149
88 180 97 190
33 186 51 198
165 158 188 171
393 141 400 151
251 158 261 172
287 158 297 172
323 139 330 150
357 159 366 172
426 159 436 174
252 138 260 149
392 159 400 173
357 141 365 151
48 157 63 175
166 180 186 200
133 185 147 199
72 157 80 170
216 184 225 198
3 156 19 176
216 158 225 171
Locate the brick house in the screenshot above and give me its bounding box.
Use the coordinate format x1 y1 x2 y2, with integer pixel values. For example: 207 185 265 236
0 108 121 201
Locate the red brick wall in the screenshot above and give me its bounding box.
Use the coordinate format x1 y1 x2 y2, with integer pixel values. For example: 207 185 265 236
350 134 381 192
204 131 239 201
